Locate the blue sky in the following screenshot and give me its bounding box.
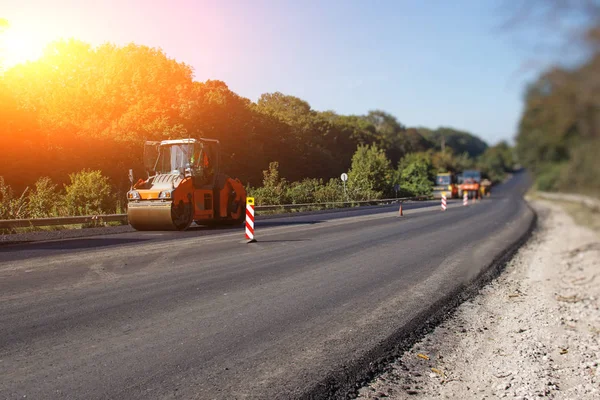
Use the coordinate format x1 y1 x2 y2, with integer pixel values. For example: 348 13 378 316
4 0 567 145
183 0 543 145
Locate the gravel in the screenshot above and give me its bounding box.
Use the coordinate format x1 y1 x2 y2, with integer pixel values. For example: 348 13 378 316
356 199 600 399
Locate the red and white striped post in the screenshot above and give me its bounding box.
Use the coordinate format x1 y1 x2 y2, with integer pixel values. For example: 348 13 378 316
441 192 447 211
245 197 257 243
463 192 468 206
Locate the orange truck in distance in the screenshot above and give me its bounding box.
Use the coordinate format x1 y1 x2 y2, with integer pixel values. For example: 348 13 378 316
457 169 482 199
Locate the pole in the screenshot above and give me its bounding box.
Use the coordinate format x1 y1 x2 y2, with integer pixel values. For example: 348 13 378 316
245 197 257 243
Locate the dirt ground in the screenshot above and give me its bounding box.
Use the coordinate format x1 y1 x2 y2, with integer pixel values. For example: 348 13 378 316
357 199 600 399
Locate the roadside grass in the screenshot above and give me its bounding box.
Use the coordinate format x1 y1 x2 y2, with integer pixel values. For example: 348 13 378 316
559 201 600 235
526 189 600 236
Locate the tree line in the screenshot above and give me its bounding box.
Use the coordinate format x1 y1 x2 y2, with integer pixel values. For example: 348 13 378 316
516 52 600 195
0 38 513 218
513 1 600 196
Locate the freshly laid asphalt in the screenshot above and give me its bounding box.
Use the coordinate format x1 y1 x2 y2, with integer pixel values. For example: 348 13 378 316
0 172 534 400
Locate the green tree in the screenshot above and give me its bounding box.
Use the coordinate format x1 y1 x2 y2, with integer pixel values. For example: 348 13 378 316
420 127 488 158
347 144 393 199
363 110 408 165
478 141 515 183
397 153 435 197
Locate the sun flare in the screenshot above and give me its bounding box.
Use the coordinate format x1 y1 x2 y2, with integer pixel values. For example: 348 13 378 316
0 20 51 68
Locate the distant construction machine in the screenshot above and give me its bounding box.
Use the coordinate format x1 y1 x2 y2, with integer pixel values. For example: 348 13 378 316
433 172 458 199
457 169 482 199
126 138 246 231
480 178 492 197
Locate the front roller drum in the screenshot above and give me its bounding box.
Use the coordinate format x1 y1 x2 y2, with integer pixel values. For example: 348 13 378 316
127 201 192 231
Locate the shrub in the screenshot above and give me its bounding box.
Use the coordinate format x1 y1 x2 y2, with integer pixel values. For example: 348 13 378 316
535 163 566 192
248 162 290 205
347 144 393 199
397 153 434 197
314 179 346 204
28 177 61 218
557 141 600 196
286 178 323 204
0 177 29 219
63 169 113 215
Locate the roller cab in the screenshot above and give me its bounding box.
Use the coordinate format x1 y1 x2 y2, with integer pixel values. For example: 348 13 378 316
432 172 458 199
457 169 482 199
127 138 246 231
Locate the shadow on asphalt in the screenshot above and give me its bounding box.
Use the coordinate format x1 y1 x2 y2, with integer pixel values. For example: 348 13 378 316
251 239 311 243
188 220 324 230
255 220 323 227
0 238 148 253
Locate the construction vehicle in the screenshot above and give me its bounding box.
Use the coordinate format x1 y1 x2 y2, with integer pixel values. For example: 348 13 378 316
457 169 482 199
480 178 492 197
126 138 246 231
432 172 458 199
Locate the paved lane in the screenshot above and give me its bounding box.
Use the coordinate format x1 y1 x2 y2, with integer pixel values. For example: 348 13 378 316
0 172 533 400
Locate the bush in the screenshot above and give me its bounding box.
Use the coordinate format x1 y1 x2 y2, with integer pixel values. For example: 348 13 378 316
348 144 393 199
286 178 323 204
0 177 13 219
397 153 434 197
535 163 566 192
248 161 290 205
28 177 61 218
63 169 113 215
314 179 345 204
557 141 600 196
0 177 29 219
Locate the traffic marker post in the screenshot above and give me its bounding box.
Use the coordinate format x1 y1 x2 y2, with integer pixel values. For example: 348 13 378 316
441 192 447 211
245 197 257 243
463 192 468 206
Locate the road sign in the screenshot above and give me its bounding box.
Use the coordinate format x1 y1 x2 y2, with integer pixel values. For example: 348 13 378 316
340 173 348 182
393 184 399 192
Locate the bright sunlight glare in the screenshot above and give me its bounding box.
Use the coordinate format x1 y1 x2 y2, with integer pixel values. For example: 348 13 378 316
0 20 54 68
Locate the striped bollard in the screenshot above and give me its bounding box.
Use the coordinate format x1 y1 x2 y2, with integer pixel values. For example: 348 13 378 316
245 197 257 243
463 192 468 206
441 192 447 211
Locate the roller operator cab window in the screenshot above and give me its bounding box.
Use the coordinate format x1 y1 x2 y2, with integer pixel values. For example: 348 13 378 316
436 175 451 185
462 171 481 182
152 144 194 175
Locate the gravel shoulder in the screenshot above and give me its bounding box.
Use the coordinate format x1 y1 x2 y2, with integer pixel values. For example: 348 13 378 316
357 199 600 399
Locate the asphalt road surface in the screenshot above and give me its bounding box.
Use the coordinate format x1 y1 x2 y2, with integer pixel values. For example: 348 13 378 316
0 172 534 400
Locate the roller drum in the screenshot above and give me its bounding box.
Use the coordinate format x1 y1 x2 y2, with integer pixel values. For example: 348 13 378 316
127 201 178 231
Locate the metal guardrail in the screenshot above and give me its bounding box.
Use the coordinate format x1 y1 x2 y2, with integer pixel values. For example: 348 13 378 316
253 196 422 211
0 196 428 230
0 214 128 230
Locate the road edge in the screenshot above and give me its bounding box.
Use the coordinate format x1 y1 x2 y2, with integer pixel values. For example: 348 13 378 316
299 197 538 400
